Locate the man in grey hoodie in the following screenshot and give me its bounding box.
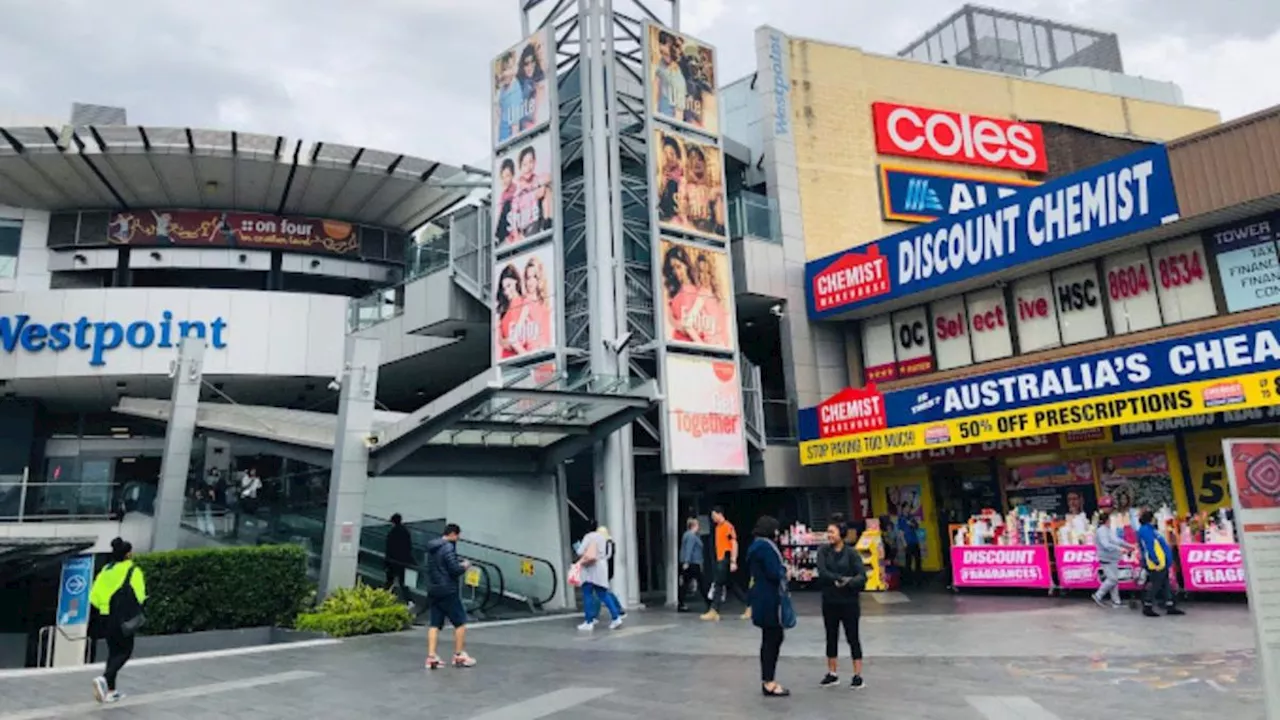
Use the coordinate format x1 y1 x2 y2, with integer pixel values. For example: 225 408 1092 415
678 517 704 612
1093 497 1136 608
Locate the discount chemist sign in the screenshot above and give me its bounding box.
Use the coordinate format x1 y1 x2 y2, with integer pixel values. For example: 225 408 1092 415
798 318 1280 465
805 144 1180 319
0 311 228 367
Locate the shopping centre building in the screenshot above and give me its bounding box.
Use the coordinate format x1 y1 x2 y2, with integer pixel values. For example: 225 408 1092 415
2 0 1274 666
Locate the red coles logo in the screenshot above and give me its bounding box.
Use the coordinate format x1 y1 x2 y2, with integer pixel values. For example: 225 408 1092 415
812 246 891 313
817 385 887 438
871 102 1048 173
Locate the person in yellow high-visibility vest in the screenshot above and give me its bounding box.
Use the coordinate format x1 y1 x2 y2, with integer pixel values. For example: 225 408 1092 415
88 538 147 704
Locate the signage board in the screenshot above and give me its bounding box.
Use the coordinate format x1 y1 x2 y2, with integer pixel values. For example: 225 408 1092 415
879 164 1039 224
871 103 1048 173
1209 213 1280 313
1052 262 1108 344
57 555 94 628
108 210 361 257
930 295 972 370
1151 236 1217 322
1012 273 1061 353
861 314 897 382
965 287 1013 363
1103 248 1162 334
798 318 1280 465
891 306 933 377
950 545 1052 589
0 312 227 367
1223 439 1280 718
806 145 1179 319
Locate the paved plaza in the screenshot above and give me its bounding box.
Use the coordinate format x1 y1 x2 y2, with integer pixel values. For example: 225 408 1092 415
0 592 1265 719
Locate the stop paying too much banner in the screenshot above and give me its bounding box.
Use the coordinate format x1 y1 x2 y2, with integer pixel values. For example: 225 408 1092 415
798 318 1280 465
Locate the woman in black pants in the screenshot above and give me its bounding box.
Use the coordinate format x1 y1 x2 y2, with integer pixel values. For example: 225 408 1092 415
747 515 789 697
816 522 867 689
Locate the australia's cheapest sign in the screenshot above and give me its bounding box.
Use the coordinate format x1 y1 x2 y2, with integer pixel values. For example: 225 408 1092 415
807 145 1178 318
872 102 1048 173
798 318 1280 465
0 312 228 367
1178 543 1246 592
951 546 1051 589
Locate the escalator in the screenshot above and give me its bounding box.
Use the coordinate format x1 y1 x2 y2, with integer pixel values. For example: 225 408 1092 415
360 515 561 621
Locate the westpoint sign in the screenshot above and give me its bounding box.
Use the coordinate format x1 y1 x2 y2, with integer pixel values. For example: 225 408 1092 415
0 311 228 367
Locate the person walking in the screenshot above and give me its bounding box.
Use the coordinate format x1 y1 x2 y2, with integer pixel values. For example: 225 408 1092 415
678 517 703 612
385 513 414 605
1092 497 1135 608
1137 510 1185 618
89 538 147 704
576 524 624 631
424 523 477 669
747 515 790 697
816 522 867 689
900 515 922 587
702 507 749 621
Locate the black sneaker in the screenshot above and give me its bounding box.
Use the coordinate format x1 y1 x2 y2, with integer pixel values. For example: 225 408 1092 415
1143 606 1160 617
820 673 840 688
851 675 865 690
1166 607 1186 616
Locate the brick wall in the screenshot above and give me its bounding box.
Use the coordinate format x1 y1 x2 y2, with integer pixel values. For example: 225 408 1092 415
1039 122 1153 181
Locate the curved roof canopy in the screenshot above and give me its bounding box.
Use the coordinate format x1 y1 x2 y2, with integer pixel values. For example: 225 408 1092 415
0 125 485 232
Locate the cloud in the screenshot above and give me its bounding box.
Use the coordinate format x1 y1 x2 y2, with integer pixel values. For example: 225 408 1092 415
0 0 1274 167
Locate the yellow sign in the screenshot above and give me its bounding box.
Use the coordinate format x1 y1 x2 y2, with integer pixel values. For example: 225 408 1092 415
802 371 1278 466
1184 426 1280 513
520 558 534 577
464 567 481 588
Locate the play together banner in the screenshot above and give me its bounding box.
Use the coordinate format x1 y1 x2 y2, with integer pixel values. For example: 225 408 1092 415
798 318 1280 465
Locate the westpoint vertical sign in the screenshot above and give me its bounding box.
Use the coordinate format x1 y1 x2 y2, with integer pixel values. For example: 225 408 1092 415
0 311 228 366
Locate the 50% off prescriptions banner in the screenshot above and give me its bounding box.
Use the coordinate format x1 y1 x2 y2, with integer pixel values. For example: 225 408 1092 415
801 370 1280 465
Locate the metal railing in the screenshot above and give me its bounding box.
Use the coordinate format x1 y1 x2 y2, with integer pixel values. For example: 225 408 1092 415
728 190 781 243
348 286 403 332
740 357 766 451
0 476 121 522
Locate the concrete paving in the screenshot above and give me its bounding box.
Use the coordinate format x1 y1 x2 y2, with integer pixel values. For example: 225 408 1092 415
0 592 1265 719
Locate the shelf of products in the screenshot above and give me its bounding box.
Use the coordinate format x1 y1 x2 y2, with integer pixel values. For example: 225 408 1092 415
779 524 824 584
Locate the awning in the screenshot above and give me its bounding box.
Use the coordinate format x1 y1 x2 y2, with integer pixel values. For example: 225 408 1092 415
113 366 660 477
0 125 482 232
0 537 96 581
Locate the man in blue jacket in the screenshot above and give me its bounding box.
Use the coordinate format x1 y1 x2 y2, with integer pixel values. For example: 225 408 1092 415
1136 510 1185 618
424 523 477 669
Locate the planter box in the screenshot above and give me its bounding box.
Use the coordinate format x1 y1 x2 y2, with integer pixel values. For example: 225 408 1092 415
91 627 326 661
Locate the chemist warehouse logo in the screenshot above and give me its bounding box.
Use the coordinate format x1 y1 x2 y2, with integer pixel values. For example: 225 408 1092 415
811 246 892 312
818 385 887 438
0 313 228 367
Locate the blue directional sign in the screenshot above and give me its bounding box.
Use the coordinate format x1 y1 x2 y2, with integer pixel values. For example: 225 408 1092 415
57 555 94 628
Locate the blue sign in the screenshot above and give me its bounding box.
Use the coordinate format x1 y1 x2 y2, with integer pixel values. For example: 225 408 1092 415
806 144 1180 319
0 311 228 367
57 555 94 628
879 165 1039 224
767 32 790 138
799 318 1280 442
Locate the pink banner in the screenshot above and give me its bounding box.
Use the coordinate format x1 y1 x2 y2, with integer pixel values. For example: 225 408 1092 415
1178 543 1246 592
1054 546 1141 590
951 546 1052 589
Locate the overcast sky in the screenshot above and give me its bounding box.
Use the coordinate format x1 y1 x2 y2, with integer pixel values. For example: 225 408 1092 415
1 0 1276 166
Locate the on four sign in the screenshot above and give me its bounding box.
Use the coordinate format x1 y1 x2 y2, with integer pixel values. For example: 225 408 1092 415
872 102 1049 173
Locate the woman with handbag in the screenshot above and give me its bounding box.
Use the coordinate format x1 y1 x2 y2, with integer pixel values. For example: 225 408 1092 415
747 515 793 698
89 538 148 704
816 522 868 689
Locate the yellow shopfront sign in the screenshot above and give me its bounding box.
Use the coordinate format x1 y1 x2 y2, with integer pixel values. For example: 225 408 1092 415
798 319 1280 467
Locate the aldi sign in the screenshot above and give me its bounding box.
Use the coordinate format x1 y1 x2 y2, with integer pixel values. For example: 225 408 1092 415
879 165 1040 224
872 102 1048 173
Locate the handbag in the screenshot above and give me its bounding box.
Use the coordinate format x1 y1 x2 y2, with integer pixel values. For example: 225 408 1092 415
567 562 583 587
767 541 797 629
112 566 147 638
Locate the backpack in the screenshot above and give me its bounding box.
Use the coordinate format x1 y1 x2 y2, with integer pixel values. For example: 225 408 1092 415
606 539 615 581
110 565 146 637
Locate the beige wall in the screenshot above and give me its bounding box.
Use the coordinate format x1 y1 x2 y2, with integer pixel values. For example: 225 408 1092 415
786 39 1223 261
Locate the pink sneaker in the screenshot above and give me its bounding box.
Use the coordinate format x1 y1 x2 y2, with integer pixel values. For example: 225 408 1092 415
453 652 476 668
425 655 442 670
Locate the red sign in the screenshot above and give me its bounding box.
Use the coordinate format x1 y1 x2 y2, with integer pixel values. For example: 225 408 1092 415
107 210 362 256
817 385 887 438
871 102 1048 173
812 246 891 312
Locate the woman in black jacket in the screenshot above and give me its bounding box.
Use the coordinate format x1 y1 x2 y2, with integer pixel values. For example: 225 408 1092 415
816 522 868 689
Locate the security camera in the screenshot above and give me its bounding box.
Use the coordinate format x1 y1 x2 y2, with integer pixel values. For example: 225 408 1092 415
769 304 784 318
327 379 341 392
363 434 381 448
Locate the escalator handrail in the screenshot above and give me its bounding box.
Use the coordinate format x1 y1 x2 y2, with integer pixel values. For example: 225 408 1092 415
356 545 504 614
363 514 559 607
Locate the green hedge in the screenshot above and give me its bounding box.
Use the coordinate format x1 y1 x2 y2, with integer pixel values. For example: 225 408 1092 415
294 583 412 638
133 544 312 635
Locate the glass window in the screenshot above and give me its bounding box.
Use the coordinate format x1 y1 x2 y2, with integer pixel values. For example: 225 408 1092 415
0 220 20 278
1052 262 1108 345
1205 216 1279 313
1013 273 1062 353
1103 248 1162 334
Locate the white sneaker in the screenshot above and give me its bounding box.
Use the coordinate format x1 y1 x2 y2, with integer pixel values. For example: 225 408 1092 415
104 691 124 704
92 676 107 703
608 618 624 630
577 621 595 631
